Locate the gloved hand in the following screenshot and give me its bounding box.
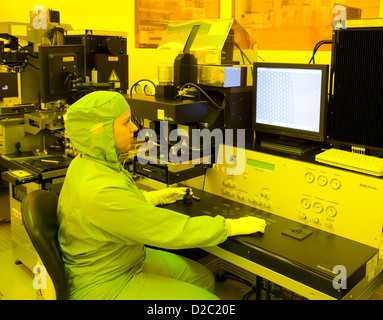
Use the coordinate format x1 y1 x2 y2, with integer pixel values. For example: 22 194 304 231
144 187 189 206
225 216 266 237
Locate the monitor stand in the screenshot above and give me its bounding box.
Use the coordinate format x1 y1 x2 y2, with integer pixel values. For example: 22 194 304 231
260 137 320 155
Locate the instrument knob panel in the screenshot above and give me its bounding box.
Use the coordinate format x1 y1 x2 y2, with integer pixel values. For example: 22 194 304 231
205 146 383 248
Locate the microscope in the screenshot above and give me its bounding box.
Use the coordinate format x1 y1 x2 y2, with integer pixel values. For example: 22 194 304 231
126 19 257 185
0 9 129 157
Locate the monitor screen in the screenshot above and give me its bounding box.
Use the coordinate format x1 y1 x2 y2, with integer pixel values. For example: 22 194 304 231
253 62 328 142
0 72 18 99
39 45 84 103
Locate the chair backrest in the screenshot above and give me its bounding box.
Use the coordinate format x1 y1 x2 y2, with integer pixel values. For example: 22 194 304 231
21 190 69 300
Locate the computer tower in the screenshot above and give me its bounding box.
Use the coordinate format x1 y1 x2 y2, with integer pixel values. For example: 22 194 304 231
329 27 383 156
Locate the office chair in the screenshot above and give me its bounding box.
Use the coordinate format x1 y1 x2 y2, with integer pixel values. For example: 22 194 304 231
21 190 69 300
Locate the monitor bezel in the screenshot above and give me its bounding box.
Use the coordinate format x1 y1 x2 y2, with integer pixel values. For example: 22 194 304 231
39 45 84 103
252 62 329 143
0 72 18 99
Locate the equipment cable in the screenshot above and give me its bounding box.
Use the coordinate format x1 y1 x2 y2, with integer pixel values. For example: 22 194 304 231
179 82 226 111
309 40 332 64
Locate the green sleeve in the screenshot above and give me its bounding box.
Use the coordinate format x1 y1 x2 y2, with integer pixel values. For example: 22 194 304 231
84 186 228 250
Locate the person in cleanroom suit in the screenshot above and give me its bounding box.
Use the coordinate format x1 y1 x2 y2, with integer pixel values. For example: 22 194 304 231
58 91 266 300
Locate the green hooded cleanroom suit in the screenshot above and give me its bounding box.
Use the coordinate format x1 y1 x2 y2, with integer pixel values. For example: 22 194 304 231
57 91 229 300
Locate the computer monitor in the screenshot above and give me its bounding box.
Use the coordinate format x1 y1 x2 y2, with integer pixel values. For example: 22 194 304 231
0 72 18 100
39 45 84 103
253 62 328 153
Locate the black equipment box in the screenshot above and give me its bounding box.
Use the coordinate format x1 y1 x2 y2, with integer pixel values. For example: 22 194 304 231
65 32 128 94
164 189 379 299
330 27 383 155
134 157 209 185
256 276 307 300
126 94 208 125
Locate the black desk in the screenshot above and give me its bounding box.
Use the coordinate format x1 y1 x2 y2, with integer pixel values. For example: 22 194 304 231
164 189 380 300
0 154 70 194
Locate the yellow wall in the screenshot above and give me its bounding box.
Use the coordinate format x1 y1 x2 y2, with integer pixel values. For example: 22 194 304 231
0 1 145 87
0 1 133 32
2 0 371 90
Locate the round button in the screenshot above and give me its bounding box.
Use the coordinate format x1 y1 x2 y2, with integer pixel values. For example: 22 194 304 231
262 200 270 208
305 172 315 183
326 206 337 217
301 198 311 209
299 213 307 220
324 222 333 228
330 178 341 190
313 202 324 213
317 175 328 186
312 217 320 224
261 190 267 197
238 194 245 200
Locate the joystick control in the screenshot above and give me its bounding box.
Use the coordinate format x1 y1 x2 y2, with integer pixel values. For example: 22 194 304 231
183 188 193 205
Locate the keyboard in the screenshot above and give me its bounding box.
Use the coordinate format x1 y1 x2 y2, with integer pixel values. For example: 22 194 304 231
315 148 383 176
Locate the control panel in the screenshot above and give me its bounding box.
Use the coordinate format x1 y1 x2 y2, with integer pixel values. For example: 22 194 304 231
204 146 383 249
